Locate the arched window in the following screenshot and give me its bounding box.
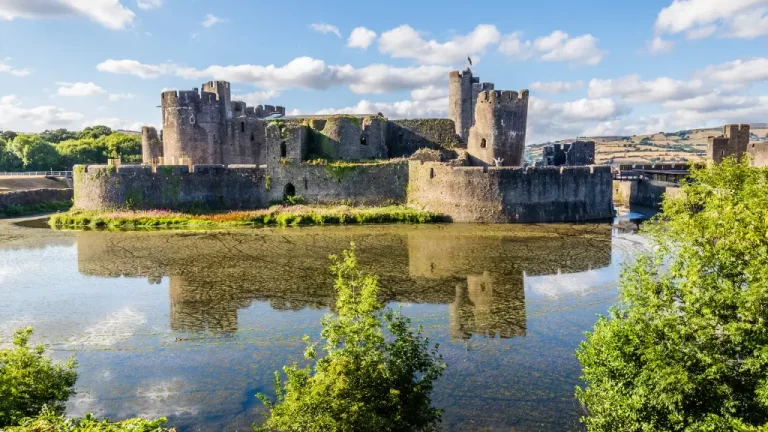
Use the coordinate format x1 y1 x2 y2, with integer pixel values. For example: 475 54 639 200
190 116 196 124
241 122 245 132
480 138 487 149
251 132 255 142
280 141 287 158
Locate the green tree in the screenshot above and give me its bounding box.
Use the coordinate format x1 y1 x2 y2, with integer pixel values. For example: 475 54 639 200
78 125 112 140
0 328 78 427
99 133 141 163
19 140 63 171
256 245 445 432
39 129 77 144
6 407 172 432
1 130 17 141
57 137 108 166
576 158 768 431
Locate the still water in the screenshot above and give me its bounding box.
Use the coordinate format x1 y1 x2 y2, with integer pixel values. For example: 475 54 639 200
0 220 646 431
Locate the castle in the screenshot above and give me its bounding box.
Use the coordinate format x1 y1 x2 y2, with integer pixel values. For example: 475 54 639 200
73 68 614 224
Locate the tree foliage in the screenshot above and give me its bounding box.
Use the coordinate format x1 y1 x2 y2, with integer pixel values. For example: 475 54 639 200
78 125 113 140
5 407 172 432
0 328 78 427
576 158 768 431
256 245 445 432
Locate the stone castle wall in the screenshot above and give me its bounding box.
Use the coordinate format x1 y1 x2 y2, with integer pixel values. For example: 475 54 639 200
408 162 613 223
386 119 463 157
707 124 750 163
467 90 529 167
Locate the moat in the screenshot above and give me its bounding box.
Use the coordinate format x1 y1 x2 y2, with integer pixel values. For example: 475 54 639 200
0 219 647 431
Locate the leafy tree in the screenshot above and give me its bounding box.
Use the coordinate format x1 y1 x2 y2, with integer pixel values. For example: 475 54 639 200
0 146 23 171
256 245 445 432
6 407 172 432
57 138 108 166
78 125 112 140
1 130 17 141
39 129 77 144
0 328 78 427
576 158 768 431
18 139 63 171
100 133 141 163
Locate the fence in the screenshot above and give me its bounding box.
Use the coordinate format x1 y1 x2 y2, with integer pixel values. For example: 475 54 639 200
0 171 73 177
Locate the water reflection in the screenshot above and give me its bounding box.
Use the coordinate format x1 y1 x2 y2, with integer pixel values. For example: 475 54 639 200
75 225 612 340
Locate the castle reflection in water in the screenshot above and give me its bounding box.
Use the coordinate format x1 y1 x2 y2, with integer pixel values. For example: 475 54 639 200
75 224 612 339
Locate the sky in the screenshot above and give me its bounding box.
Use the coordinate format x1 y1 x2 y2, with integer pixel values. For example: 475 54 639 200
0 0 767 144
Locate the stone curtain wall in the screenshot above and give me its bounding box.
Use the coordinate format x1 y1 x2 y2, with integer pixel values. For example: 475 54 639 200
614 179 681 209
408 162 614 223
73 164 267 211
267 160 409 205
0 188 73 210
386 119 464 157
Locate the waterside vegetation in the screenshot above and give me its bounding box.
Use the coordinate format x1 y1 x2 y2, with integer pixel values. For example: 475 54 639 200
0 200 72 218
49 205 445 229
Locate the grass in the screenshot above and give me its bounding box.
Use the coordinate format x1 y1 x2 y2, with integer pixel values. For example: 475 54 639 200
0 200 73 218
49 205 446 229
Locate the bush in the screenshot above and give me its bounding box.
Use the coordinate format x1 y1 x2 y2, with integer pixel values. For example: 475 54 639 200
0 328 78 427
6 407 172 432
576 158 768 431
255 245 445 432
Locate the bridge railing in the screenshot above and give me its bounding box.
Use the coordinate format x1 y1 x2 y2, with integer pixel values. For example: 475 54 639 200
0 171 73 177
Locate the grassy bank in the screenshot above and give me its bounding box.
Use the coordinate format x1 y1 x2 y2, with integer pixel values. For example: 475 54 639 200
49 205 446 229
0 200 72 218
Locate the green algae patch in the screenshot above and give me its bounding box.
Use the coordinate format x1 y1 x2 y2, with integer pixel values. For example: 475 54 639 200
49 205 446 230
1 201 72 219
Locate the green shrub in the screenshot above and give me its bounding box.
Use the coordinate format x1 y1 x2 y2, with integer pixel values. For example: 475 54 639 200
283 194 305 206
6 407 172 432
255 245 445 432
0 328 78 427
576 158 768 431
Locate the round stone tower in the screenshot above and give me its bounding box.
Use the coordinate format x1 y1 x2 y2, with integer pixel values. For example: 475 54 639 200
467 90 529 167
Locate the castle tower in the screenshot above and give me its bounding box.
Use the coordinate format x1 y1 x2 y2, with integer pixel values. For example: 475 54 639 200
707 124 750 163
467 90 529 167
202 81 232 121
141 126 163 164
449 68 494 142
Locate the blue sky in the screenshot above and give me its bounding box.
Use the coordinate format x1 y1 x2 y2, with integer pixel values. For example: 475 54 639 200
1 0 767 143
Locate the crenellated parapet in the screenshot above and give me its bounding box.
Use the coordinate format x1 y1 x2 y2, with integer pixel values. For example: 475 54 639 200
707 124 750 163
467 89 529 167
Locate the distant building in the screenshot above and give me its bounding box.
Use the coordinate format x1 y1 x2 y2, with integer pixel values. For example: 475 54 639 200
542 141 595 166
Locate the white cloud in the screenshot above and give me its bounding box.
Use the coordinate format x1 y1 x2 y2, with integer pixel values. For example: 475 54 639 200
0 60 30 77
287 108 301 116
56 81 106 97
310 23 341 38
96 59 172 79
647 36 674 54
694 57 768 84
347 26 377 49
410 85 448 101
232 89 280 107
529 80 584 94
588 74 708 103
497 32 532 59
498 30 605 65
378 24 501 64
201 13 223 28
116 57 452 94
660 91 753 112
655 0 768 40
526 96 631 143
316 97 449 119
0 0 135 30
533 31 605 65
136 0 161 10
108 93 135 101
0 94 83 131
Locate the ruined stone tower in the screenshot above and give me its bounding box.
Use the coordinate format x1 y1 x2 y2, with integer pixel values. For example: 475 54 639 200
141 126 162 164
160 81 285 165
707 124 750 164
467 90 529 167
449 68 494 142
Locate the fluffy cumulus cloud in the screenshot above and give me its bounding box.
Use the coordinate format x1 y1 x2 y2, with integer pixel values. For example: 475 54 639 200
108 93 135 101
56 81 106 97
316 81 450 118
529 80 584 94
81 117 148 131
232 89 280 107
0 0 135 30
0 60 30 77
347 27 377 49
310 23 341 38
201 13 224 28
378 24 500 64
136 0 161 10
0 95 83 130
96 59 172 79
647 36 674 54
98 57 451 94
588 74 708 103
694 57 768 84
654 0 768 40
498 30 605 65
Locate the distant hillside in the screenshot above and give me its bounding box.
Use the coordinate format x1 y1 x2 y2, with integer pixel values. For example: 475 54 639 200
526 124 768 165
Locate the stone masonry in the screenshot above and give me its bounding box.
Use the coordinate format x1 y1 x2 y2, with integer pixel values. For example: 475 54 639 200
466 90 529 167
543 141 595 166
707 124 750 164
449 68 494 141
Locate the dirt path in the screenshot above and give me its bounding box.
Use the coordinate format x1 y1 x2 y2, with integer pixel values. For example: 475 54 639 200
0 176 71 192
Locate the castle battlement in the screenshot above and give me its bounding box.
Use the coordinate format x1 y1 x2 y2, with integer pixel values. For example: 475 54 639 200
476 90 529 105
707 123 750 163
